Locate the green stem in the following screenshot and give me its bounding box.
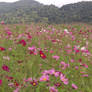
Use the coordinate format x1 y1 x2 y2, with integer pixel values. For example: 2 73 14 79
42 59 54 67
34 88 36 92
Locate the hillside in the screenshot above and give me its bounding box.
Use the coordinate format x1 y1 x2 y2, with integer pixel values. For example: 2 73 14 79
0 0 92 24
60 1 92 23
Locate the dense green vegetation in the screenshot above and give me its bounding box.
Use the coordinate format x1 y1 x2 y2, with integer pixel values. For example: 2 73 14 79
0 0 92 24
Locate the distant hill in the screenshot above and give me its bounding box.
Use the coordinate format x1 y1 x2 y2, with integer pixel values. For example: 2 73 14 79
0 0 92 24
60 1 92 23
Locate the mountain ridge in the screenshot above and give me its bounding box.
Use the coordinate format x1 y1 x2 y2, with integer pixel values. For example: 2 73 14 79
0 0 92 24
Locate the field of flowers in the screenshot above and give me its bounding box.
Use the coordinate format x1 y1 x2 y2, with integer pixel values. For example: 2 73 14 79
0 23 92 92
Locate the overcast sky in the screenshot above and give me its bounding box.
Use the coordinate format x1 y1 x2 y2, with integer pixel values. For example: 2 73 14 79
0 0 91 7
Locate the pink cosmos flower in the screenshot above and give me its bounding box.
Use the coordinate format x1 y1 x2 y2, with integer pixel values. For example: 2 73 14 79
42 69 60 77
81 49 90 55
8 83 14 87
52 55 60 61
82 74 88 77
54 83 61 87
73 46 80 53
49 86 58 92
69 32 73 35
14 81 19 87
75 66 79 70
72 83 78 89
1 21 5 25
24 78 32 82
42 70 49 75
49 50 54 54
40 75 49 82
48 69 55 75
28 46 37 55
64 29 69 34
54 72 60 77
28 46 35 50
0 80 2 86
72 36 75 40
60 74 68 85
13 87 20 92
6 31 12 36
8 48 12 51
66 49 72 54
3 56 10 61
17 34 22 39
70 59 74 63
60 61 69 70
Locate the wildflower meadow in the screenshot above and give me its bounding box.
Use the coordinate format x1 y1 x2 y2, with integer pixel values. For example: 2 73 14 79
0 23 92 92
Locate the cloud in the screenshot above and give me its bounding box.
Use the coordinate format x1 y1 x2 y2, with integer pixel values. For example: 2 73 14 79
35 0 92 7
0 0 91 7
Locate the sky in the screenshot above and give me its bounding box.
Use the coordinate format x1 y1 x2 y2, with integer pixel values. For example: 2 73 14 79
0 0 91 7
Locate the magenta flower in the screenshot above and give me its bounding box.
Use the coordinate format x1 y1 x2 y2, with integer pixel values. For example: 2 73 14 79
39 50 46 59
28 46 37 55
14 81 19 87
0 80 2 86
30 80 38 86
6 76 13 81
6 31 12 36
80 63 88 68
73 46 80 53
18 39 26 46
0 47 5 51
27 33 32 39
2 65 10 72
72 83 78 89
54 83 61 87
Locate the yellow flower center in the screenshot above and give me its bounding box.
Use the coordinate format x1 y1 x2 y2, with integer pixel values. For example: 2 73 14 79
41 54 44 57
62 78 65 81
33 82 36 86
43 78 47 81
